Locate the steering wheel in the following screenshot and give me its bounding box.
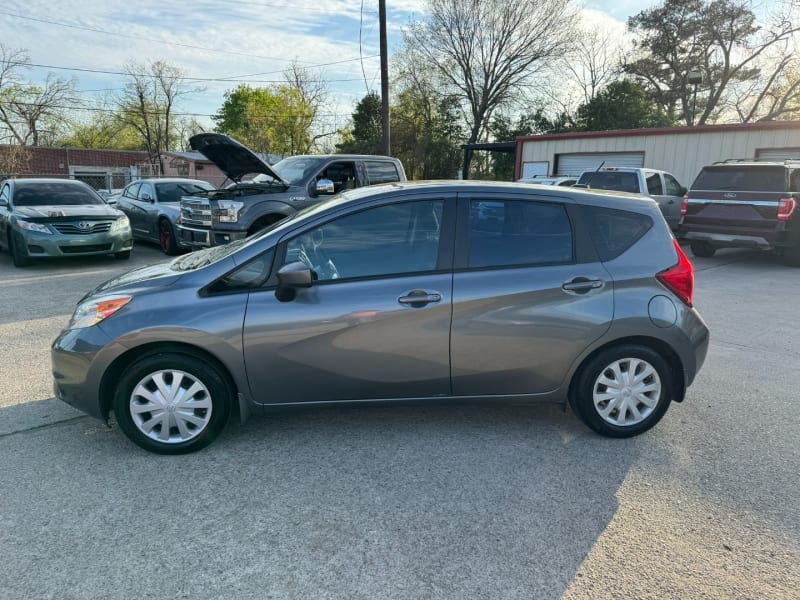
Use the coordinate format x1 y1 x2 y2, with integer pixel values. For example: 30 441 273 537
297 231 340 280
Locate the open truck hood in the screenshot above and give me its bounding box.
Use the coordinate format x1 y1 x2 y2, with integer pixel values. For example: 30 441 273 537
189 133 289 185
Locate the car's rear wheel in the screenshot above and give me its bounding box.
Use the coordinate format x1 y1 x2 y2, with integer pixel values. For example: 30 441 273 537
8 230 32 267
570 344 673 438
159 219 180 255
689 241 716 258
113 352 233 454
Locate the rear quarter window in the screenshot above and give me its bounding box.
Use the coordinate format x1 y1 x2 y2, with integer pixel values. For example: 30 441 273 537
582 205 653 261
366 161 401 184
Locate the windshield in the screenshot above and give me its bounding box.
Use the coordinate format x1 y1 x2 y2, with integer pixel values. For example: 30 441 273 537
155 181 214 202
269 156 326 185
692 166 786 192
577 171 639 193
13 182 105 206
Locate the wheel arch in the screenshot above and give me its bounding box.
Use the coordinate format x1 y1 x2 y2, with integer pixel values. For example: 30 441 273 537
99 341 241 421
248 212 289 236
567 335 686 406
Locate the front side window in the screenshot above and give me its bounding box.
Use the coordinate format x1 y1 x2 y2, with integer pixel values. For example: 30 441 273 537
646 173 664 195
0 184 10 205
285 200 444 282
137 183 154 201
123 183 140 199
468 200 573 268
663 173 684 196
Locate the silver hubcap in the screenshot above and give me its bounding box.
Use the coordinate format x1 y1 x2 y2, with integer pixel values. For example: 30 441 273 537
592 358 661 427
129 369 213 444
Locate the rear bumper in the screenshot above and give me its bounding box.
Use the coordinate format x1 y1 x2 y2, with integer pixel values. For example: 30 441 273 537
678 224 795 250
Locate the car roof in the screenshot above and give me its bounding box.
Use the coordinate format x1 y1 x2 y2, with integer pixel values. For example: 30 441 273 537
128 178 213 184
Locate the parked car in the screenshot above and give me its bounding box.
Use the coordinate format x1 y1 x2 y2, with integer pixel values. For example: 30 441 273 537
0 178 132 267
53 180 709 454
178 133 407 249
115 178 215 255
96 188 123 205
575 167 686 230
678 160 800 265
517 175 577 186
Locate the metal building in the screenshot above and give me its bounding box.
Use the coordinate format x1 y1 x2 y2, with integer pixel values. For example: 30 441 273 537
514 121 800 187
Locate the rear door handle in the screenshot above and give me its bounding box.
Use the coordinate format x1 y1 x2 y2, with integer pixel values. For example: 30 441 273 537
398 290 442 307
562 278 604 294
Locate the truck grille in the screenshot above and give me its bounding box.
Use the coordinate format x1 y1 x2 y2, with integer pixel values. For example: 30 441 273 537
180 197 212 227
52 221 112 235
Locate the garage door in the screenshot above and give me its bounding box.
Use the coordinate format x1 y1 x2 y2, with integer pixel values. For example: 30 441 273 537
756 148 800 161
556 152 644 176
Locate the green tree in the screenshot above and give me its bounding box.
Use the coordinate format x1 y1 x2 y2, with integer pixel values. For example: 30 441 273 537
335 92 383 155
574 80 674 131
58 111 143 150
214 83 314 156
625 0 800 124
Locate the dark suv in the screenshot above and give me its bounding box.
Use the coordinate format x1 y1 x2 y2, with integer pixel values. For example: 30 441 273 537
679 160 800 265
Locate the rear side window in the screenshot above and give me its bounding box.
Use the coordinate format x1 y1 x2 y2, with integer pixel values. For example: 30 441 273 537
468 200 573 268
646 173 663 195
583 205 653 261
365 161 401 184
692 166 786 192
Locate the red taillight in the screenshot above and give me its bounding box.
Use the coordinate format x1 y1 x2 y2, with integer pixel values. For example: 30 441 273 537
657 240 694 307
778 197 796 221
680 194 688 216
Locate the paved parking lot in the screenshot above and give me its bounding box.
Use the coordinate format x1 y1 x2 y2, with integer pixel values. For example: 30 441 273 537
0 243 798 599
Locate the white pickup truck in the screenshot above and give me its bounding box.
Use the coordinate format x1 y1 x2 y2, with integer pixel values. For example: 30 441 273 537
575 167 686 230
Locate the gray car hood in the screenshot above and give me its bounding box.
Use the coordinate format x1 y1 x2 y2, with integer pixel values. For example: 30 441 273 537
14 204 122 219
190 133 289 185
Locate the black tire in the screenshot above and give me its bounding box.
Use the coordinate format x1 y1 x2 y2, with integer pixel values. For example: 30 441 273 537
689 241 716 258
114 250 131 260
569 344 673 438
9 230 32 267
158 218 180 255
113 352 233 454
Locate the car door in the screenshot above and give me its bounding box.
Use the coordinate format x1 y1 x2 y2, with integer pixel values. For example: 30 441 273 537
117 182 141 234
242 194 456 404
134 182 158 240
645 171 680 230
450 193 614 397
661 172 685 229
0 183 11 247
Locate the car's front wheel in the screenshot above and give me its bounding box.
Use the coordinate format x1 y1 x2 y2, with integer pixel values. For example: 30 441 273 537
8 230 32 267
159 219 180 255
570 344 673 438
113 352 233 454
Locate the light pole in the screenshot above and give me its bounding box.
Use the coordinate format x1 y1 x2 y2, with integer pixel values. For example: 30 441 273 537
688 68 702 126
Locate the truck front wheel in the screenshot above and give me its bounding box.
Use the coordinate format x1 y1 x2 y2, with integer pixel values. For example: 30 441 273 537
248 214 287 237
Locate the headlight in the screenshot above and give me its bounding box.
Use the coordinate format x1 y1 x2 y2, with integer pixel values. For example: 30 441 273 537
16 219 52 234
213 200 244 223
111 216 130 233
69 295 132 329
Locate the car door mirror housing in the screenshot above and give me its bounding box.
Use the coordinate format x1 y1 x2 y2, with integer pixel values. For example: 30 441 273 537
277 261 313 289
315 179 335 195
141 192 154 202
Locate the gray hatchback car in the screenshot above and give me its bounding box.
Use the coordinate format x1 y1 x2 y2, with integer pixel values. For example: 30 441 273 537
52 181 709 454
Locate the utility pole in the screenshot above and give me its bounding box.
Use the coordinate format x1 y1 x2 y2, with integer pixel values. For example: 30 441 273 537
379 0 390 155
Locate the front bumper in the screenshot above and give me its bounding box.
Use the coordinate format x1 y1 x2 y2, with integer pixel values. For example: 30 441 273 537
178 224 248 248
18 227 132 258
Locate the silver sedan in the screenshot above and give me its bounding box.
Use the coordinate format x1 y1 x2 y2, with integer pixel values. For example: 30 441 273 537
115 178 215 254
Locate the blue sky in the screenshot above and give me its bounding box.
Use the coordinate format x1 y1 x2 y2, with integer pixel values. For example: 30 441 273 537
0 0 656 137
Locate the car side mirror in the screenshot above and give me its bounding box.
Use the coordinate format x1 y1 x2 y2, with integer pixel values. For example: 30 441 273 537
141 192 154 202
315 178 335 195
680 186 688 196
276 261 313 302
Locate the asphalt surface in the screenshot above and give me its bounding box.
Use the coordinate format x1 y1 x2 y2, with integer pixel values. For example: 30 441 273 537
0 242 798 599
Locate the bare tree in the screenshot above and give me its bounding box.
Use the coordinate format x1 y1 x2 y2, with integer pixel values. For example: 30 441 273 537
0 44 77 146
283 61 332 152
0 143 31 177
406 0 576 149
115 60 199 170
563 25 626 106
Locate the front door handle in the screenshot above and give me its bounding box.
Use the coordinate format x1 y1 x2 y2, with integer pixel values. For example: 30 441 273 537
398 290 442 307
562 278 604 294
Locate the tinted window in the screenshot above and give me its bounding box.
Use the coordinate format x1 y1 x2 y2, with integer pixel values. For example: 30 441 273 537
286 200 443 281
12 182 105 206
155 181 213 203
583 205 653 261
646 173 663 195
468 200 572 268
366 161 401 184
664 173 684 196
692 166 786 192
577 171 640 193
